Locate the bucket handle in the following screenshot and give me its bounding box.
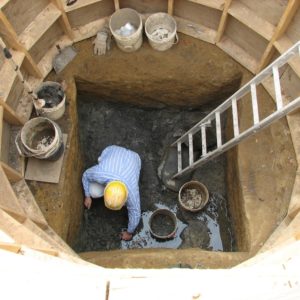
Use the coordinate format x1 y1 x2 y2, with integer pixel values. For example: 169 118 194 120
173 33 179 45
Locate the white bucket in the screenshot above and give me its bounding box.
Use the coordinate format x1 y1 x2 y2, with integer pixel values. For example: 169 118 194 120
15 117 64 161
109 8 143 53
34 81 66 121
145 13 178 51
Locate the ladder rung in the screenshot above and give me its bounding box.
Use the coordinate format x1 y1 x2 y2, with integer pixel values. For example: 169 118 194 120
188 134 194 166
232 97 239 137
201 126 207 156
250 84 259 125
215 112 222 148
177 142 182 172
272 66 283 110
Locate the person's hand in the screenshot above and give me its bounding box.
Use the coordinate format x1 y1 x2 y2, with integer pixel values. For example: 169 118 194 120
120 231 133 241
84 197 92 209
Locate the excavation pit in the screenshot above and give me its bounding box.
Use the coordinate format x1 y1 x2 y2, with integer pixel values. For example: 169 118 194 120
73 94 235 252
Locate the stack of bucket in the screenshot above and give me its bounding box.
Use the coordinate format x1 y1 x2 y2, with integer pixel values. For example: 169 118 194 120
109 8 178 52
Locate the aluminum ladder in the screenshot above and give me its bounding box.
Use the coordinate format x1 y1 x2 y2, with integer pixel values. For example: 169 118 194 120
172 40 300 179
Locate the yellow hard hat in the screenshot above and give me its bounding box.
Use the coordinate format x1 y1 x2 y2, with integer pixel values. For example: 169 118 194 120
104 181 128 210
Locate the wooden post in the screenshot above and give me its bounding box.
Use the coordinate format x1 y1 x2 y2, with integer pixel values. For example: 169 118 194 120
51 0 75 39
215 0 233 43
257 0 300 72
114 0 120 11
0 100 24 126
168 0 174 15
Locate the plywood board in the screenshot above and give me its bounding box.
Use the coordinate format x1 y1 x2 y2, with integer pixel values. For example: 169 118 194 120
67 0 114 29
239 0 287 26
174 0 222 30
29 20 64 64
286 8 300 44
25 134 67 184
225 16 268 61
2 0 49 36
120 0 168 13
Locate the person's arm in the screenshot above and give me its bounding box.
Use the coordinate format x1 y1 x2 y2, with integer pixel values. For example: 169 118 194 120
121 190 141 240
82 165 103 209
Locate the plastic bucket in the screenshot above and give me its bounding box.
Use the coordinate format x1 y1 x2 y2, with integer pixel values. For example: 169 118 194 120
109 8 143 53
15 117 64 161
145 12 178 51
178 181 209 212
33 81 66 121
149 208 177 239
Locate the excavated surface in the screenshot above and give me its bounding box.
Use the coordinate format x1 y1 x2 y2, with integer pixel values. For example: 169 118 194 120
73 96 235 252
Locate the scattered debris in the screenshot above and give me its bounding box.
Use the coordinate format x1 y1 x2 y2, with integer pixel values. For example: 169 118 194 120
181 188 203 209
150 27 171 41
115 22 136 36
36 136 54 151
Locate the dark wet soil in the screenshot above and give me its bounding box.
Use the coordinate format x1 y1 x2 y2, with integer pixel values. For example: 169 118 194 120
73 93 236 252
37 85 64 108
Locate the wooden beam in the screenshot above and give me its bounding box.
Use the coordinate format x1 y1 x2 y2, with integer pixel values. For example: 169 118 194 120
0 98 25 126
1 162 23 183
0 242 21 253
168 0 174 15
257 0 300 72
114 0 120 10
50 0 75 39
215 0 232 43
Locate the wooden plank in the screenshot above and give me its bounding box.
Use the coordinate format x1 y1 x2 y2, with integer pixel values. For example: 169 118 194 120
72 17 108 42
257 0 300 72
64 0 104 12
119 0 167 13
37 34 72 77
174 0 222 31
114 0 120 10
228 1 275 41
175 16 217 44
187 0 224 11
0 208 56 250
0 166 25 219
0 99 24 126
0 47 25 102
1 0 49 36
1 162 23 183
217 36 258 73
67 0 114 29
12 179 48 229
0 242 21 253
18 3 62 51
215 0 232 43
168 0 174 15
285 7 300 44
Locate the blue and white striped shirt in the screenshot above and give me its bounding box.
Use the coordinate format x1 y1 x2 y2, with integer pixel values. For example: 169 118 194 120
82 145 142 233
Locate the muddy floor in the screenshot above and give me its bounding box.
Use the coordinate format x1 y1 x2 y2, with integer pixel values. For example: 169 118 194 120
73 94 235 252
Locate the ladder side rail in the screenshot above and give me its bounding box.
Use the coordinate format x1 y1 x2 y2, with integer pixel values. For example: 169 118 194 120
173 96 300 178
172 41 300 147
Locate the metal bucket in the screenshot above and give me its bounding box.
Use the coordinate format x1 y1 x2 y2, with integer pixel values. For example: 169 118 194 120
149 208 177 239
178 181 209 212
145 12 178 51
15 117 64 161
33 81 66 121
109 8 143 53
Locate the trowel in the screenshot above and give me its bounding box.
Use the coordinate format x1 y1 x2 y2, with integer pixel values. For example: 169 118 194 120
53 44 77 74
